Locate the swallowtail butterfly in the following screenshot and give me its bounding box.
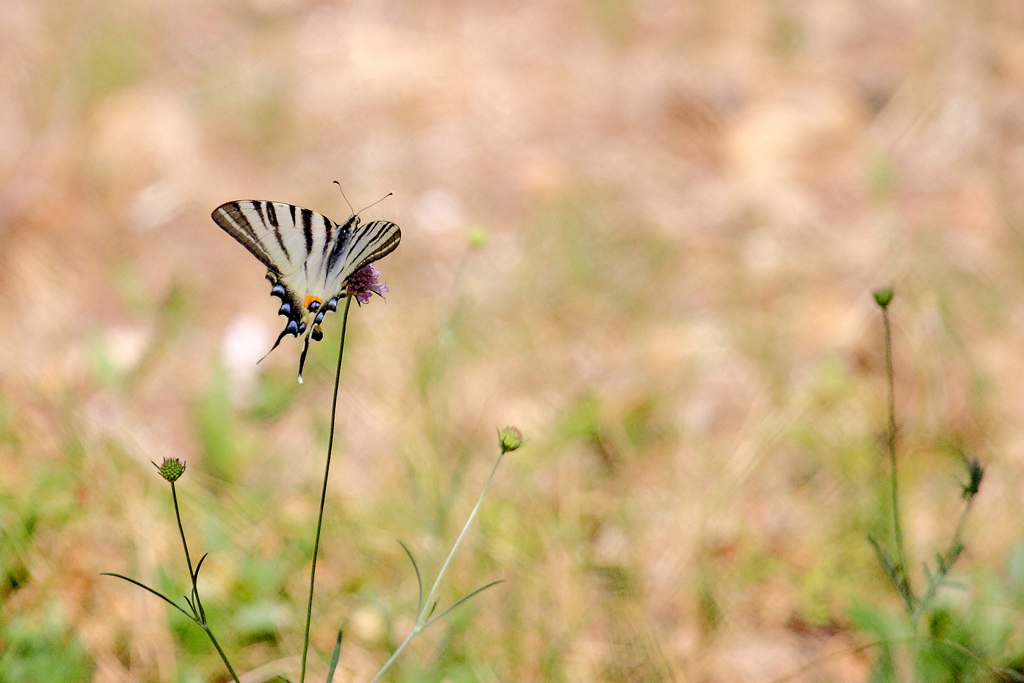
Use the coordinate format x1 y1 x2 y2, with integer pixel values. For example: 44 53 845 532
212 195 400 383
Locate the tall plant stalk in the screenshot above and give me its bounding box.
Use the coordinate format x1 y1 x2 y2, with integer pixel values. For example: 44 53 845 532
103 458 241 683
366 430 518 683
174 478 240 683
881 299 907 587
866 288 985 681
300 296 354 683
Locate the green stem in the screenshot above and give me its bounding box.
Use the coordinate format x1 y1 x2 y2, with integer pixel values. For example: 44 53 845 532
420 450 505 618
300 296 354 683
204 626 241 683
171 482 194 579
882 305 919 682
368 628 418 683
170 483 237 682
915 499 973 621
172 482 204 620
883 306 907 588
368 448 506 683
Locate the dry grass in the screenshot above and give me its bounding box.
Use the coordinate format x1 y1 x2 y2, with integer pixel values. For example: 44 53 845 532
3 0 1024 681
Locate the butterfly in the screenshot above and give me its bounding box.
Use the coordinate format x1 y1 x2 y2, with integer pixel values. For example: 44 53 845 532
212 195 401 383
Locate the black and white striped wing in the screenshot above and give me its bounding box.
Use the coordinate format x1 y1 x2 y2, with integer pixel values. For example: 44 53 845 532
212 198 401 383
321 220 402 296
211 200 338 278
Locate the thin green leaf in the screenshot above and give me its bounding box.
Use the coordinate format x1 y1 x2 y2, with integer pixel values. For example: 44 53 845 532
424 579 504 629
324 630 343 683
190 553 210 623
192 586 207 624
397 540 424 615
947 542 963 567
101 572 196 621
183 594 200 620
194 552 210 582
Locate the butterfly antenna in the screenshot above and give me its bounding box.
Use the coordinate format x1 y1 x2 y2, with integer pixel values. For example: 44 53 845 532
333 181 356 217
356 192 393 216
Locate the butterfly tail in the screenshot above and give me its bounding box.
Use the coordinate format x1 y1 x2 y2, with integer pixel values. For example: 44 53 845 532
297 330 313 384
258 329 290 364
259 317 302 365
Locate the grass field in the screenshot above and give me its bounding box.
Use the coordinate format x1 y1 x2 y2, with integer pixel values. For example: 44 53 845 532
3 0 1024 681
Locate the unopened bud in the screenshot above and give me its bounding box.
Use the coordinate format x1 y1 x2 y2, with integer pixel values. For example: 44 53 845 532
498 426 524 454
962 457 984 500
873 287 894 308
153 458 186 483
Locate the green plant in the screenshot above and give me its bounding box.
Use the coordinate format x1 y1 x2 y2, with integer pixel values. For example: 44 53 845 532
858 288 996 682
103 264 518 682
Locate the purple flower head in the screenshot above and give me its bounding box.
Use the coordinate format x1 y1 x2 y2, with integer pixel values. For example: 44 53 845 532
346 264 389 304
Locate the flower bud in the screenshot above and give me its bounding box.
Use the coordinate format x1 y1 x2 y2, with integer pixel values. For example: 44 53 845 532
498 426 524 454
467 225 488 249
962 457 984 500
873 287 894 308
153 457 186 483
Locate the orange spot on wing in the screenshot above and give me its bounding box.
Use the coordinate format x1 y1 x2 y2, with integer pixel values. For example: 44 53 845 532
303 295 323 310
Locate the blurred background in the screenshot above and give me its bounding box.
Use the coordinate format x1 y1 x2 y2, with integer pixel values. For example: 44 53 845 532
4 0 1024 681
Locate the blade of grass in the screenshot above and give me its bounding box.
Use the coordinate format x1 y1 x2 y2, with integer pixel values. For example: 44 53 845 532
423 579 505 629
325 631 343 683
101 573 194 620
397 540 424 615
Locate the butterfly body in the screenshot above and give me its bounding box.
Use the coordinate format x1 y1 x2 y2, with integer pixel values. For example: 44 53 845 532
212 199 400 382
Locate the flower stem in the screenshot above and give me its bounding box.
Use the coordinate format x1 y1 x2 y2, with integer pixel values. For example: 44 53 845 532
421 450 505 619
171 482 238 682
367 448 507 683
882 305 907 587
369 628 418 683
300 296 354 683
204 626 241 683
172 481 203 620
915 499 973 622
171 482 194 579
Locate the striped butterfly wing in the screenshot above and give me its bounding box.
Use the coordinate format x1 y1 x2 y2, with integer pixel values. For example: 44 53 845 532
212 199 401 382
212 199 337 277
322 219 401 296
